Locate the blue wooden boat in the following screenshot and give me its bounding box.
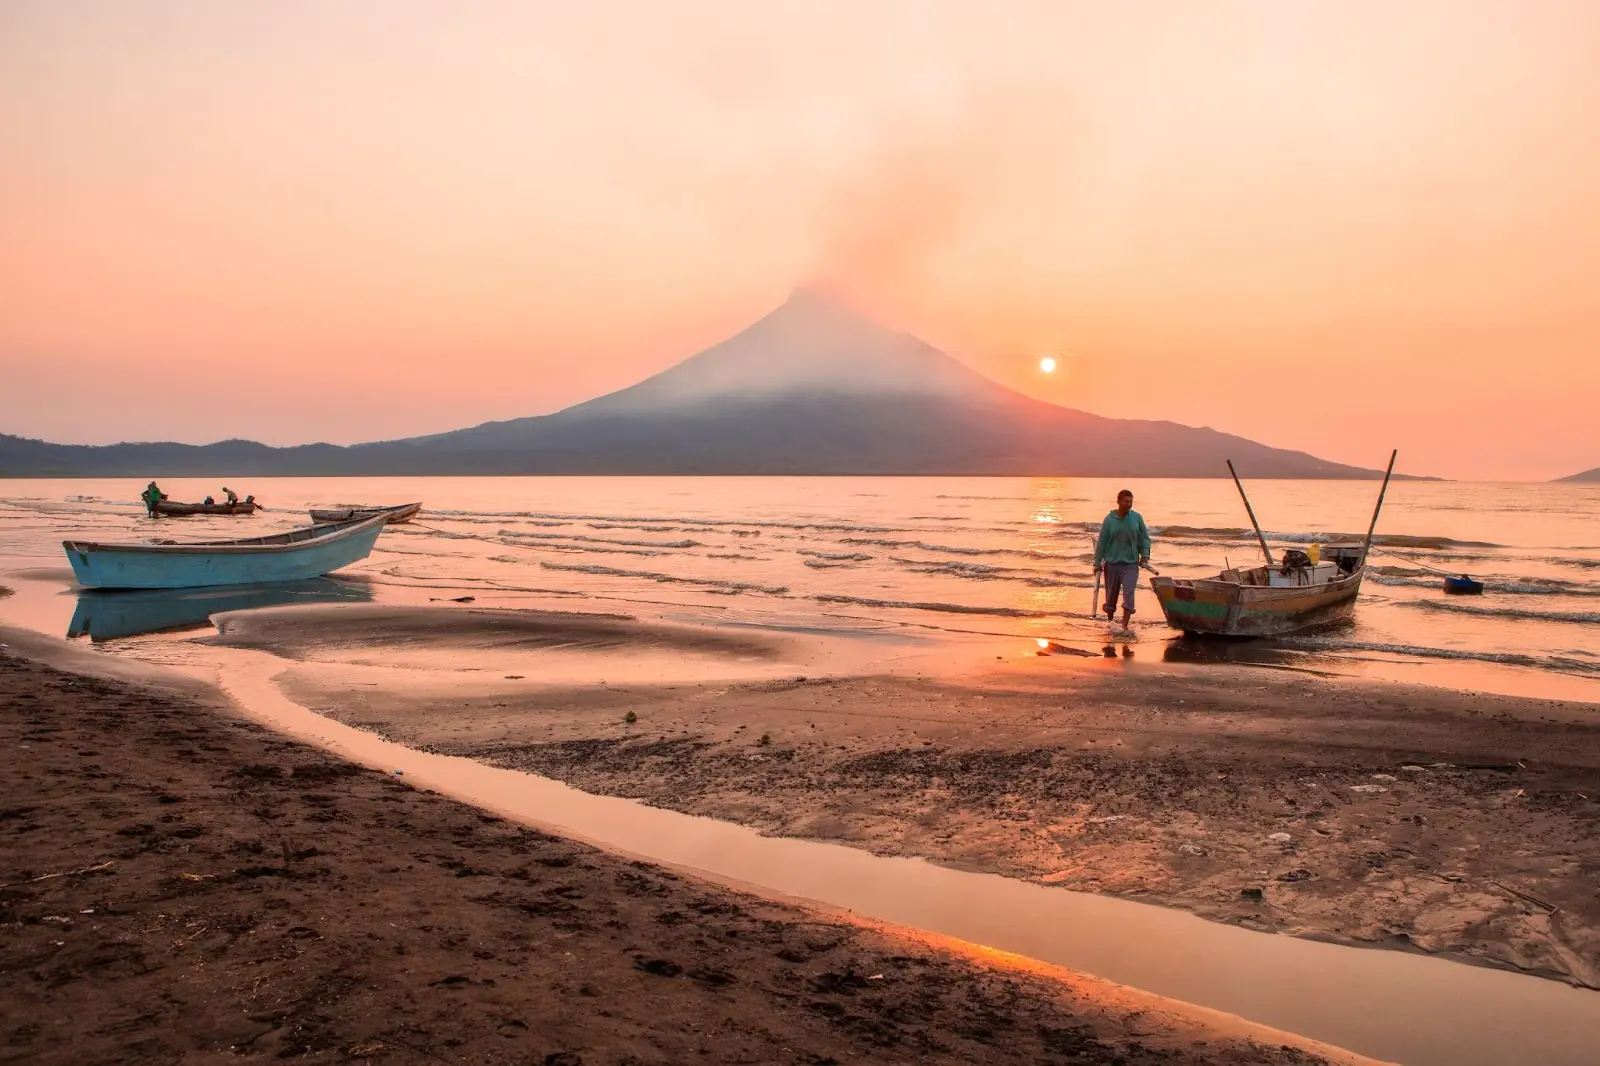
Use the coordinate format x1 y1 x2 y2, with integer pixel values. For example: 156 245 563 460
62 516 386 590
1443 575 1484 595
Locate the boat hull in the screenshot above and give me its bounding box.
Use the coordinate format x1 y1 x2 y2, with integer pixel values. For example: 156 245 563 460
307 502 421 524
1150 571 1363 637
63 517 386 590
153 501 258 517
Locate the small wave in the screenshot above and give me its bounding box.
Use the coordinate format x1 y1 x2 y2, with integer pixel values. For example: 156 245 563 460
706 552 763 560
798 550 873 562
427 507 902 535
1365 571 1600 597
1402 601 1600 626
539 561 788 595
841 537 1086 563
935 494 1028 501
1281 636 1600 676
1155 524 1252 538
895 558 1008 579
813 594 1053 618
889 556 1091 589
1151 525 1504 550
495 538 667 558
840 537 1003 556
499 529 701 550
1382 534 1504 549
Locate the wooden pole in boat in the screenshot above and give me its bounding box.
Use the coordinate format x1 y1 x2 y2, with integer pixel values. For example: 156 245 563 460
1359 449 1399 570
1226 460 1275 568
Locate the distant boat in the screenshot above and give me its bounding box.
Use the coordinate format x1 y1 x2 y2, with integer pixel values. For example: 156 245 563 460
1443 575 1485 595
62 515 386 590
307 502 421 524
154 499 258 517
1150 451 1397 637
67 578 372 641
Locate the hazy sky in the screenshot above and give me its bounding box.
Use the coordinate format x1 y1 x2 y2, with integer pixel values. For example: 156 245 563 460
3 1 1597 480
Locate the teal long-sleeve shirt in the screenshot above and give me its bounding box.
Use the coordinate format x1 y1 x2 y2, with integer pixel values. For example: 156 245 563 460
1094 510 1151 566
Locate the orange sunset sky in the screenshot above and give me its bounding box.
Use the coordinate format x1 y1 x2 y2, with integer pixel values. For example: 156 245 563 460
2 1 1597 480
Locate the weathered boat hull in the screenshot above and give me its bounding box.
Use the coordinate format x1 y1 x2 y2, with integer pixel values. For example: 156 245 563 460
1150 571 1363 637
63 516 386 590
153 501 258 517
307 502 421 524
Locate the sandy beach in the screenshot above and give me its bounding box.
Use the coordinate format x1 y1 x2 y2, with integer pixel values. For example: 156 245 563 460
0 641 1373 1066
224 604 1600 990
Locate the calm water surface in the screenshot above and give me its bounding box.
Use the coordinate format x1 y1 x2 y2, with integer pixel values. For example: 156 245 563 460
2 476 1597 699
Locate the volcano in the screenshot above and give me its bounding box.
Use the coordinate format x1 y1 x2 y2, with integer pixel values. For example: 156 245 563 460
2 290 1394 477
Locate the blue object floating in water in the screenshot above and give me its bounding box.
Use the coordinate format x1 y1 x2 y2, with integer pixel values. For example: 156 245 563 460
1443 575 1484 595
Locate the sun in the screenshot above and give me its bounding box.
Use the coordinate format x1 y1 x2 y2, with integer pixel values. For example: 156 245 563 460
1039 356 1057 374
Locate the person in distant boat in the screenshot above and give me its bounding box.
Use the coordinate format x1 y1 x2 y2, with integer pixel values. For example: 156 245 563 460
203 496 215 505
1094 489 1152 629
243 495 256 508
141 481 166 518
222 487 238 506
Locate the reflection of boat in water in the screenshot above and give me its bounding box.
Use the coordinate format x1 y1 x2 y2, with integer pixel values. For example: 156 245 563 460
1151 452 1397 638
67 578 372 642
63 516 386 589
308 502 421 524
1161 633 1319 670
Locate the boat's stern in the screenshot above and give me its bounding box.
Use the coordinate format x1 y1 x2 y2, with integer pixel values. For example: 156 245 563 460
1149 576 1237 635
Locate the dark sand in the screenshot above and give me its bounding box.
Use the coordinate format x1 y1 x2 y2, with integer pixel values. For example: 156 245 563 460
241 606 1600 989
0 646 1365 1066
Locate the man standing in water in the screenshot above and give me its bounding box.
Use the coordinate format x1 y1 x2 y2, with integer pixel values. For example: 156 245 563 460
1094 489 1152 629
140 481 165 518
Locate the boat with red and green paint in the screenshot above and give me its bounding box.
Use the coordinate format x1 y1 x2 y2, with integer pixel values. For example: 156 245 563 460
1149 451 1397 638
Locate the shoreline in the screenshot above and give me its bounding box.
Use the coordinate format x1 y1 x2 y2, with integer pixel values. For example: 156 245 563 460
218 603 1600 990
0 635 1373 1066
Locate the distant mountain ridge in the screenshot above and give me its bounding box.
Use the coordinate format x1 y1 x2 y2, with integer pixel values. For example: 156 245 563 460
1556 467 1600 483
2 290 1412 479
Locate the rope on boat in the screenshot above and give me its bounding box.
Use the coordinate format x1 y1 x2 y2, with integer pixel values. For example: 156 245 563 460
1368 546 1458 576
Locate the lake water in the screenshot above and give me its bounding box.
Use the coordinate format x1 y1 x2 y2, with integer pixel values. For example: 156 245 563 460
2 475 1597 700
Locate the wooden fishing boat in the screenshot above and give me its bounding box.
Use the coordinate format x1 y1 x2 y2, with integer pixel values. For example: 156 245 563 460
62 515 387 590
1150 451 1397 638
153 499 258 517
1150 547 1365 636
307 502 421 524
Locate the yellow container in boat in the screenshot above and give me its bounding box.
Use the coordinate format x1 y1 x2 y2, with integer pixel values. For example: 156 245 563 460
1308 543 1321 564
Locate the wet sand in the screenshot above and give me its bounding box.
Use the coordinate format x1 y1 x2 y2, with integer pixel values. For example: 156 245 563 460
239 605 1600 989
0 644 1366 1066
